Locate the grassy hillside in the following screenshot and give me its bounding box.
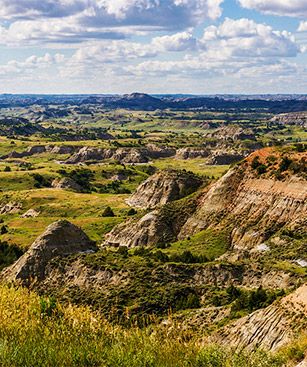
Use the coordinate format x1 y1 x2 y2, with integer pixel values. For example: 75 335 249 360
0 284 291 367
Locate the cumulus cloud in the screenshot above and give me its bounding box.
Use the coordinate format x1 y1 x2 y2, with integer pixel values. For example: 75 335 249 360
0 0 223 29
152 32 197 52
0 53 65 76
200 18 300 58
0 0 225 45
238 0 307 18
0 19 127 45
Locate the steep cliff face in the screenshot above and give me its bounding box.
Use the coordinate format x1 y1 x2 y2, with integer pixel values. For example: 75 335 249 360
63 145 176 164
105 195 199 248
127 169 203 209
104 210 168 248
64 147 149 164
179 149 307 250
1 220 97 286
175 148 209 160
103 148 307 255
215 283 307 351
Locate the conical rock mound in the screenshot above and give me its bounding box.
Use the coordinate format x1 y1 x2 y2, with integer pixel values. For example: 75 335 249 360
127 169 202 209
1 220 97 285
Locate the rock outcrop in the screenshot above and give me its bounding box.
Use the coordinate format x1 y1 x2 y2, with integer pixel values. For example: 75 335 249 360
105 194 198 248
21 209 40 218
179 149 307 250
215 283 307 351
1 145 79 159
205 126 256 141
270 112 307 127
127 169 203 209
206 153 244 165
64 147 149 164
0 201 22 214
175 147 210 160
105 148 307 253
51 177 83 192
145 144 176 159
104 210 166 248
1 220 97 286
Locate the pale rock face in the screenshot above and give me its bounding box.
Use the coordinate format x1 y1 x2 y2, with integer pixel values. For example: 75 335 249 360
21 209 40 218
127 169 202 209
175 147 209 160
104 210 165 248
145 144 176 159
51 177 83 192
64 147 149 164
270 112 307 128
179 168 307 250
1 144 79 159
214 284 307 351
1 220 97 286
0 201 22 214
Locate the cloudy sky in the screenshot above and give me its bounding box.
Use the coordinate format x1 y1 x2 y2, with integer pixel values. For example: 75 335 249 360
0 0 306 94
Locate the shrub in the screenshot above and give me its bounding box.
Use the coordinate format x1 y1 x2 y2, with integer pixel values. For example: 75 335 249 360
256 164 267 174
32 173 52 188
127 208 137 216
101 206 115 217
117 246 129 258
251 156 261 169
169 250 208 264
0 241 23 270
0 225 8 234
279 156 292 172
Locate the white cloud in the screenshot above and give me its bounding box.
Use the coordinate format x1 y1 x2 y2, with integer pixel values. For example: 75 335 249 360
0 0 224 45
152 32 196 51
200 18 300 58
0 53 65 76
238 0 307 18
0 18 127 45
298 21 307 32
0 0 223 30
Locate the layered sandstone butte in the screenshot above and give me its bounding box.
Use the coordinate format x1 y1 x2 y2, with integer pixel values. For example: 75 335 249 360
215 283 307 351
127 169 203 209
1 220 97 285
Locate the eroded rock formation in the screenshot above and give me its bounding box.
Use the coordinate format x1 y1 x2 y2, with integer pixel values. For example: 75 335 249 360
127 169 203 209
1 220 97 286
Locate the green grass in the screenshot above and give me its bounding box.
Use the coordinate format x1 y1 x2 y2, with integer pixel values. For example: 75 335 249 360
164 228 231 260
152 158 229 177
0 284 287 367
0 189 130 248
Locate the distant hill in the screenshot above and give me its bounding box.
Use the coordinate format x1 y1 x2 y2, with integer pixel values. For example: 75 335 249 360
0 93 306 112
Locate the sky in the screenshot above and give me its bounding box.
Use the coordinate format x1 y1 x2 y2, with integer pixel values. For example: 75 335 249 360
0 0 306 94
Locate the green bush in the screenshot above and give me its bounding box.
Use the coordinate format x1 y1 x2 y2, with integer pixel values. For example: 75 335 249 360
0 241 23 270
101 206 115 217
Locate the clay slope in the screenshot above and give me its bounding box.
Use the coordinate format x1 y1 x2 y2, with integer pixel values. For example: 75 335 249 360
105 194 198 248
215 283 307 351
270 111 307 127
127 169 203 209
179 150 307 250
104 148 307 253
64 144 175 164
1 220 97 286
64 147 149 164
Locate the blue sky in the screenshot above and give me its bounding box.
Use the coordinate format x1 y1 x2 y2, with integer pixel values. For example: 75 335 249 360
0 0 306 94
